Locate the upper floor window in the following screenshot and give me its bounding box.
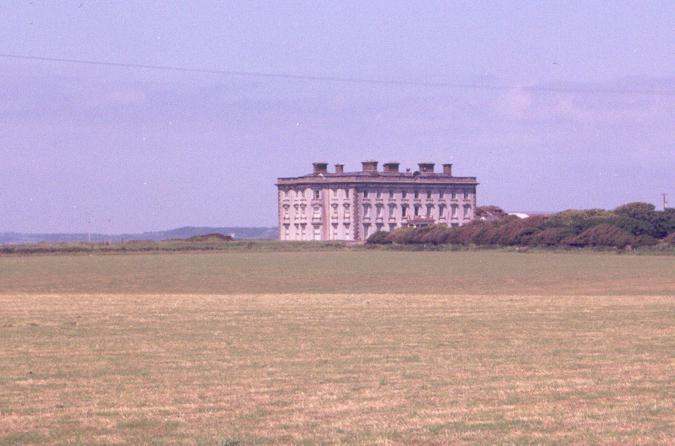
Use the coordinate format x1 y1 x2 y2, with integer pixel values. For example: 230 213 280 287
427 191 432 199
451 191 457 200
402 191 407 199
345 189 350 198
464 190 469 200
388 189 394 198
363 190 368 198
414 190 419 199
376 190 381 199
314 189 321 199
439 190 444 199
414 205 420 216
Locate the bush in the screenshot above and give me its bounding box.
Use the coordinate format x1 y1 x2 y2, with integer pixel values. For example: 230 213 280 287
527 227 572 246
366 231 392 245
663 232 675 245
564 224 636 248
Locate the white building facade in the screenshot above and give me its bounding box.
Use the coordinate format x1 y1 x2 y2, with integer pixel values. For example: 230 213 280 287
277 161 478 242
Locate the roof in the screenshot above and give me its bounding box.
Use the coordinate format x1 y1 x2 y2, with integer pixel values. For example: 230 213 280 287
277 171 478 186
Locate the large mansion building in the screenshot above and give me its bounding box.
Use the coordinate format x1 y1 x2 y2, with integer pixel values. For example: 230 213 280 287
276 161 478 241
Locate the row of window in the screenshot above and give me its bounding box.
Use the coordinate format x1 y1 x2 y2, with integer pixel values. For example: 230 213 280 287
362 189 471 200
362 203 471 219
281 188 473 200
283 202 472 221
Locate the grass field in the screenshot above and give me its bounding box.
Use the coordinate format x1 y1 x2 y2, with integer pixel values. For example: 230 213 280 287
1 251 674 444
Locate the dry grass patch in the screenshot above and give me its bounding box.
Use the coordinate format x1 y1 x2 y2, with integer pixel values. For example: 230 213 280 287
1 293 673 444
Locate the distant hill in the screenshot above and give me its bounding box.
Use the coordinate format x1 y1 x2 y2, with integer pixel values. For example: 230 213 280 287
0 226 278 244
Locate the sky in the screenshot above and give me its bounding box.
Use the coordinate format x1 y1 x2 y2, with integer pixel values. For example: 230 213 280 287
1 0 674 233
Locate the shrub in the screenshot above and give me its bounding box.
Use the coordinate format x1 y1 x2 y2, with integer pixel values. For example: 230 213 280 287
386 227 418 244
366 231 392 245
663 232 675 245
475 205 507 221
564 224 636 248
633 234 659 247
545 209 613 234
527 227 572 246
606 215 653 237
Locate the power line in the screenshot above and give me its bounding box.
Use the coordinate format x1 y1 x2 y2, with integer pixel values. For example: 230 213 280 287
1 52 674 96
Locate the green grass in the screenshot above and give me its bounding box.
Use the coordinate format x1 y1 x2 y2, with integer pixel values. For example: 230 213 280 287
0 250 673 295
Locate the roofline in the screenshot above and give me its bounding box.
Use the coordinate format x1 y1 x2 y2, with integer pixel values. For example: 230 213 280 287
276 176 479 186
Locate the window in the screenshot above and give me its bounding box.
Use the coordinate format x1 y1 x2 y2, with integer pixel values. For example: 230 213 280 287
376 190 381 199
438 204 445 218
313 206 321 218
414 205 420 217
464 190 469 200
345 189 350 198
313 226 321 240
402 205 408 218
439 190 444 199
463 204 471 220
414 190 419 199
344 203 351 218
388 204 396 217
388 189 394 199
363 205 370 217
426 205 433 217
376 205 383 218
314 189 321 199
402 191 407 199
452 204 458 218
363 190 368 198
427 190 432 199
451 191 457 200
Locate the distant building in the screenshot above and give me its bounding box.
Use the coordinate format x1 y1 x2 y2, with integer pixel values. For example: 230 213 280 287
276 161 478 241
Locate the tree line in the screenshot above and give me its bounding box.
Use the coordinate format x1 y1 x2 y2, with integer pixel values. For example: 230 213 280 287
367 202 675 249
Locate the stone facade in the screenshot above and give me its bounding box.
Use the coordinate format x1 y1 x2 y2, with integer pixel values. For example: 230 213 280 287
276 161 478 241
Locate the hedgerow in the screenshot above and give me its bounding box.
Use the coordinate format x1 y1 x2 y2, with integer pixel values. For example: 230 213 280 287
367 203 675 249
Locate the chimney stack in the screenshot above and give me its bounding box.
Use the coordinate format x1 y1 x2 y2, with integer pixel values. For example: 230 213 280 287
361 160 378 173
313 162 328 175
383 162 400 173
442 163 453 176
334 163 344 174
418 162 435 173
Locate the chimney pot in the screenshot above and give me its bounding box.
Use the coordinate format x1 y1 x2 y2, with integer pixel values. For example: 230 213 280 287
361 160 379 173
418 162 435 173
313 162 328 175
442 163 453 176
383 162 400 173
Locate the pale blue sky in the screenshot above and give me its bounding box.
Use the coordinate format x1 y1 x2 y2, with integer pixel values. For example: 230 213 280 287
1 1 673 232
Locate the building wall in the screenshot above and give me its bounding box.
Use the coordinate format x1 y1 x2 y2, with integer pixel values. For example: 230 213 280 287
279 184 476 241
